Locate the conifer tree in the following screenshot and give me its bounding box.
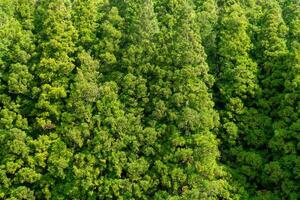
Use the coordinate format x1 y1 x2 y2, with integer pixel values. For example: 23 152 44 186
93 0 124 77
108 0 158 120
50 51 101 198
91 1 158 198
0 1 37 198
148 0 231 198
194 0 218 67
68 1 156 198
89 81 154 199
27 0 76 197
214 1 266 197
249 1 290 198
32 0 77 130
216 0 260 145
256 1 288 114
267 0 300 198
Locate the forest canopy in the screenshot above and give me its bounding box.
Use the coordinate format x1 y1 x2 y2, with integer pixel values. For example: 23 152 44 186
0 0 299 199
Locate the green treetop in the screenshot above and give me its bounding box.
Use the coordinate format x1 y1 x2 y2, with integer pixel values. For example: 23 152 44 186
147 0 232 198
32 0 77 130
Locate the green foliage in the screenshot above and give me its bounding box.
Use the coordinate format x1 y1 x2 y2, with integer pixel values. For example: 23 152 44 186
0 0 299 199
194 0 218 67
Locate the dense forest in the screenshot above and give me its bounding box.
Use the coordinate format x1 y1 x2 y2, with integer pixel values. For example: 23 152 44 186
0 0 299 199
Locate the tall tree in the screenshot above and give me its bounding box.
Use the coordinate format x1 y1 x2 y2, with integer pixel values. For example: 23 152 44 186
248 1 291 198
0 1 38 198
256 1 288 116
109 0 159 121
214 1 265 197
267 0 300 198
52 51 101 199
28 0 76 198
147 0 232 198
93 0 124 78
92 1 159 199
216 0 260 145
32 0 77 130
194 0 218 68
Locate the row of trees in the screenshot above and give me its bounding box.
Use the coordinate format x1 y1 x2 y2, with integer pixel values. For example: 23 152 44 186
0 0 298 199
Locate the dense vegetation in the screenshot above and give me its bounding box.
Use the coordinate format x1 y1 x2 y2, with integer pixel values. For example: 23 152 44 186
0 0 299 199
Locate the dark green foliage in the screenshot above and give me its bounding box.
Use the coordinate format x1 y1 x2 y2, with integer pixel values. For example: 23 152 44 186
269 0 300 198
194 0 218 67
149 1 232 198
219 0 299 199
0 0 299 199
214 2 263 197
